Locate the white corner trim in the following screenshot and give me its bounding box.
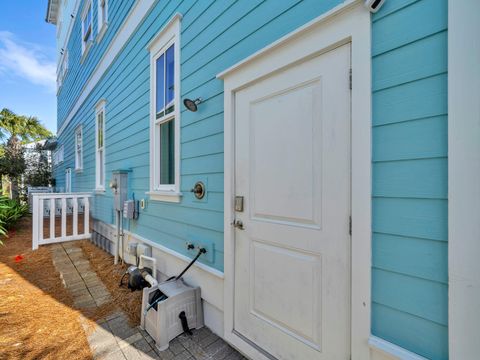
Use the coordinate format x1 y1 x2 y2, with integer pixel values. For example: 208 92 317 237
121 228 224 280
57 0 156 136
369 336 428 360
448 1 480 360
220 1 371 359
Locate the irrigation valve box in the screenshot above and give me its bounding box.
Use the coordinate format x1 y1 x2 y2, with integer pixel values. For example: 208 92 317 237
141 279 204 351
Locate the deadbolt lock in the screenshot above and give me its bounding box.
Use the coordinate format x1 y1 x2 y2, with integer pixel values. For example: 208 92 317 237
232 219 244 230
235 196 244 212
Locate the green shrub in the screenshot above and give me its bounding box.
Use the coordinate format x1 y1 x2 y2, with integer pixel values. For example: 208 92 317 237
0 196 28 244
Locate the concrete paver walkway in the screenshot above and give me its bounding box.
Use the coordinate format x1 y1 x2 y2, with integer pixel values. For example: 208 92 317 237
50 241 246 360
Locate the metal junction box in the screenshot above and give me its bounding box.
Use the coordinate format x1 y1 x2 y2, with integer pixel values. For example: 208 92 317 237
111 170 129 211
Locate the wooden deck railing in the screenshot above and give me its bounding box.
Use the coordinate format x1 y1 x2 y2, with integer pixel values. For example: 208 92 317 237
32 193 92 250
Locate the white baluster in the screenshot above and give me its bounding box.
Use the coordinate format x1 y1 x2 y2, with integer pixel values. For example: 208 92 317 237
39 198 44 244
84 196 90 235
61 197 67 239
32 195 39 250
50 198 55 240
73 197 78 237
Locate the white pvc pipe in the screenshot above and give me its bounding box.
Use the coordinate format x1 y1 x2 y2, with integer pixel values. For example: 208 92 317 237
139 254 157 279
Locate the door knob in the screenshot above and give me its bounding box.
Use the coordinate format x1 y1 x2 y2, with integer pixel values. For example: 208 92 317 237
232 219 244 230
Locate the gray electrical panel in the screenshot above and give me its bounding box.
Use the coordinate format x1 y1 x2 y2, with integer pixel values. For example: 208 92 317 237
123 200 135 219
111 170 129 211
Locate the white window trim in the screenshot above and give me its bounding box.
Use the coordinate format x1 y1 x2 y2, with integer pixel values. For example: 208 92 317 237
448 1 480 359
81 0 93 60
53 144 64 165
65 168 72 193
148 14 182 203
218 1 371 359
74 125 83 171
97 0 108 43
57 50 68 92
95 100 106 191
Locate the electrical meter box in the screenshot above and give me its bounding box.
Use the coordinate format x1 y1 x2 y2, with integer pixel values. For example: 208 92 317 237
111 170 130 211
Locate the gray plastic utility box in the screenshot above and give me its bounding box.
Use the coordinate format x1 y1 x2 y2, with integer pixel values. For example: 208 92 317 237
140 279 203 351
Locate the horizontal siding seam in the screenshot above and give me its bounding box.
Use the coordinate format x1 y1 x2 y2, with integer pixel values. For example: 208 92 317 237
372 195 447 201
373 231 447 243
372 114 448 128
372 156 447 164
372 29 447 58
372 71 448 94
372 301 448 328
371 0 422 23
372 266 448 286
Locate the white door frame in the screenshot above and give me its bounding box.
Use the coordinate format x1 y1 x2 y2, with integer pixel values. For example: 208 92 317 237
218 1 371 359
448 1 480 359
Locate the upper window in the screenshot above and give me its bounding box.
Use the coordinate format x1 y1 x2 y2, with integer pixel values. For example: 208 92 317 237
97 0 108 40
75 125 83 171
53 145 64 165
81 1 93 56
57 50 68 90
149 16 181 201
95 101 106 190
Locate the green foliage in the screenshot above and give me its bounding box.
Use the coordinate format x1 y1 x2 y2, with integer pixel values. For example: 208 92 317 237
0 108 53 200
0 196 29 245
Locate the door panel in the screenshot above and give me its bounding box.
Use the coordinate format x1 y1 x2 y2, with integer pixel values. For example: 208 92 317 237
234 43 351 360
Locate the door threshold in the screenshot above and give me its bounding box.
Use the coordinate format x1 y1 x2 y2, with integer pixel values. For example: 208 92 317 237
232 330 279 360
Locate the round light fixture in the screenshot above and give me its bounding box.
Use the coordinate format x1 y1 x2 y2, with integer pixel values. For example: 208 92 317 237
183 97 203 112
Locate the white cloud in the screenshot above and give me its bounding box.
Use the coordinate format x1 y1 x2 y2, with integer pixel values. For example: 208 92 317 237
0 31 56 92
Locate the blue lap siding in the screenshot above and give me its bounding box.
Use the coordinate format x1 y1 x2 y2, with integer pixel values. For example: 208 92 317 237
371 0 448 359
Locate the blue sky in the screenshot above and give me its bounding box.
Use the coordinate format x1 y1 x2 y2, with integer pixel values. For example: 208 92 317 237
0 1 57 132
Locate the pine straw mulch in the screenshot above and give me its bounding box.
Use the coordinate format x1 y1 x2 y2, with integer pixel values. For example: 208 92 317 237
0 217 145 360
78 240 143 326
0 217 92 360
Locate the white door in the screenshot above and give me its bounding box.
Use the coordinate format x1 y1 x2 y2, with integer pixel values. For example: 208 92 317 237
233 44 351 360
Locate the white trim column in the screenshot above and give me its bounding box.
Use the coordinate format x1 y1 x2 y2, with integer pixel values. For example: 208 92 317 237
448 1 480 359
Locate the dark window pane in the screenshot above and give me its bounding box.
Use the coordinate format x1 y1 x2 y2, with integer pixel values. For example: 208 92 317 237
156 54 165 114
165 44 175 108
159 119 175 185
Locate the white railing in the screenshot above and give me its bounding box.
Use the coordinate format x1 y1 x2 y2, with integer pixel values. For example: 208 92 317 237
32 192 92 250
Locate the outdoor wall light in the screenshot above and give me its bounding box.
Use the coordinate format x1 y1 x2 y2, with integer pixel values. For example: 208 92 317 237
183 98 203 112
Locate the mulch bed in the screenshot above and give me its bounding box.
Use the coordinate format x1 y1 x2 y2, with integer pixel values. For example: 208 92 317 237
0 217 92 360
0 217 146 359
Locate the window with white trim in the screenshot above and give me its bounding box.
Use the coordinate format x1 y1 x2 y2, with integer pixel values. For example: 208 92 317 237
81 1 93 55
57 50 68 89
75 125 83 171
65 168 72 193
149 16 181 201
95 101 106 190
53 145 64 165
98 0 108 36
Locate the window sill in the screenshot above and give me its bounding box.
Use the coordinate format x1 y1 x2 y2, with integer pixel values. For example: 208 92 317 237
80 41 93 63
75 168 83 173
94 188 106 195
147 191 182 203
97 23 108 43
